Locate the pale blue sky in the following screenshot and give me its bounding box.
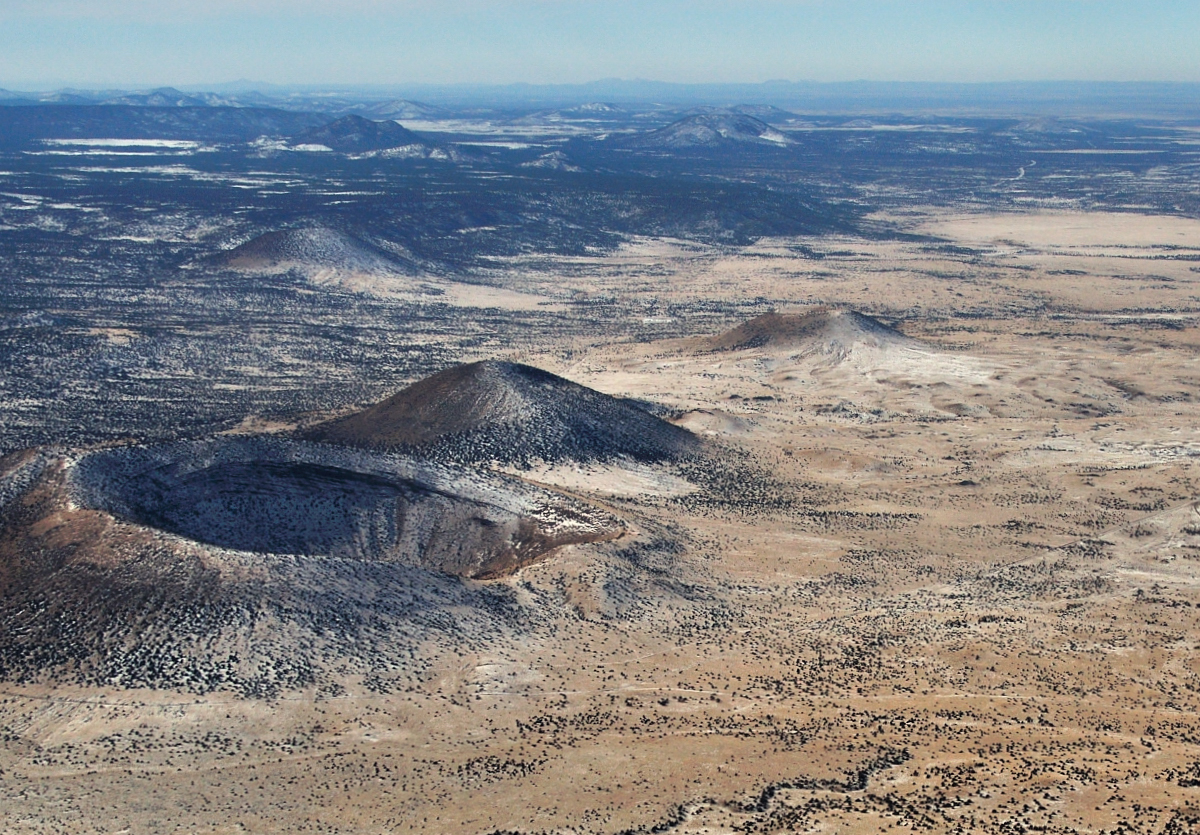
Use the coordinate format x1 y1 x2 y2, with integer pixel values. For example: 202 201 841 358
1 1 1197 89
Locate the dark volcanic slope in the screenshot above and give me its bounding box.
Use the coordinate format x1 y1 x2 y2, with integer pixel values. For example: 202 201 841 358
294 114 427 153
213 226 421 275
0 438 623 695
707 308 911 353
307 360 701 465
631 112 794 148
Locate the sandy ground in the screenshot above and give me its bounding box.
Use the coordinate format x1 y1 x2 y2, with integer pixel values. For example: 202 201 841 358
8 209 1200 833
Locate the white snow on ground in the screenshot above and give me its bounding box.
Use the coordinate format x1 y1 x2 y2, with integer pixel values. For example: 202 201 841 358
502 459 696 498
42 138 208 148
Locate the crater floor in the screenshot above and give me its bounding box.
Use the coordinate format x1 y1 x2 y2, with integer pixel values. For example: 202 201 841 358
63 436 624 577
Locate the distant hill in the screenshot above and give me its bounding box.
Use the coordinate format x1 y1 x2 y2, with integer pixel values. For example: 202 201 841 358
561 102 623 116
507 102 627 125
703 308 1001 417
0 104 325 147
706 308 913 356
726 104 799 124
520 150 582 171
211 227 426 285
99 87 211 108
350 99 445 121
306 360 701 466
629 112 794 149
1005 117 1095 136
18 91 98 105
293 114 428 153
0 88 34 104
682 104 797 123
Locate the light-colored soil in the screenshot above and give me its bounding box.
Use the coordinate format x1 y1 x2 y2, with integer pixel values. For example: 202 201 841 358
916 210 1200 250
8 209 1200 833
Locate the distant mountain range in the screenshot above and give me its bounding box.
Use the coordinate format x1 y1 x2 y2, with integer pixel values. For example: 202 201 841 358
3 81 1198 117
0 104 327 146
0 86 443 119
379 80 1200 118
0 86 239 107
0 105 453 154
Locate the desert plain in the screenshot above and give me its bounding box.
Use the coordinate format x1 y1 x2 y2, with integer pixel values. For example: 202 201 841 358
4 204 1200 835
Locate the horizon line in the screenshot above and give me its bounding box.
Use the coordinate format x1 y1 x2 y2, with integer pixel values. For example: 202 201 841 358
5 78 1200 94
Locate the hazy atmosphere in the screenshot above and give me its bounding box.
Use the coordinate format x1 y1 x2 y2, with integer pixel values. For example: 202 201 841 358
2 0 1198 88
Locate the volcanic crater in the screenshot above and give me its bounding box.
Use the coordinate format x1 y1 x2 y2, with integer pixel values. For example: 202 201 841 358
64 437 622 579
